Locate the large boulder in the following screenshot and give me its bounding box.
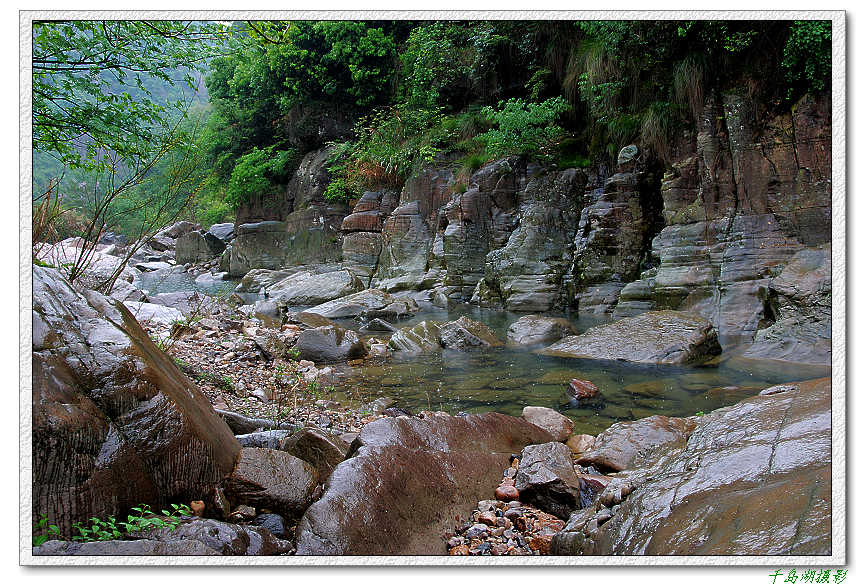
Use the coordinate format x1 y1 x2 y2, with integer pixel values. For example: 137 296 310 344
575 415 696 472
35 237 139 286
294 325 368 362
279 427 350 483
521 406 574 442
304 288 395 319
32 267 240 536
295 412 554 555
228 221 291 277
234 268 296 294
438 316 503 349
553 378 831 555
207 222 235 242
176 229 227 264
506 315 577 346
515 442 585 519
537 310 721 365
123 301 185 326
224 448 319 519
155 221 199 240
387 320 443 353
268 269 364 306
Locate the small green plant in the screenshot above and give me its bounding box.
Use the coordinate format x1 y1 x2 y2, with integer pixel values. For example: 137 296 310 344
34 503 193 546
476 97 570 161
695 411 706 417
32 515 62 546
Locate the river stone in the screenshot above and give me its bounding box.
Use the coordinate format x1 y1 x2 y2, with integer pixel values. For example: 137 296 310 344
268 269 364 306
225 447 319 518
583 378 831 555
506 315 577 346
537 310 721 365
294 324 368 362
439 316 503 349
295 412 554 554
291 311 337 329
521 406 574 442
576 415 697 473
388 320 443 353
32 267 240 536
279 427 350 483
250 513 289 539
515 442 584 519
215 409 293 435
33 539 221 556
228 221 291 277
304 288 394 319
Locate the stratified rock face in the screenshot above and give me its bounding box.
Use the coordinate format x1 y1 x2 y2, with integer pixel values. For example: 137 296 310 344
373 200 435 291
295 412 554 555
745 245 831 364
268 269 364 306
506 315 577 346
294 325 368 362
569 165 664 314
481 168 587 311
610 93 831 347
32 267 240 536
228 221 291 276
341 190 399 281
537 310 721 365
225 448 319 518
176 230 227 264
574 378 831 555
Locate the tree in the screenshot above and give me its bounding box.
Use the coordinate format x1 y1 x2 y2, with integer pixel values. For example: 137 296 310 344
32 20 230 171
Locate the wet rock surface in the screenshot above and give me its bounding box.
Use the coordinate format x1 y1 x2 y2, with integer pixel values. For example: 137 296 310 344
514 442 584 519
32 267 240 536
538 310 721 365
294 324 368 363
225 447 319 519
521 406 574 442
554 378 831 555
295 412 554 555
439 315 503 349
506 315 578 346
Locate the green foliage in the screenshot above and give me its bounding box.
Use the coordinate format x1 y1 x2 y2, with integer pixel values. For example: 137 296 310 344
33 504 193 546
225 146 298 209
399 22 473 109
324 105 451 200
782 21 832 98
32 20 229 172
476 97 569 160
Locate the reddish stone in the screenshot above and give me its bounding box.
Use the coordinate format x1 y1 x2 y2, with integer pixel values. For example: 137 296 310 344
341 211 384 233
491 544 509 556
568 379 600 400
529 534 554 554
478 511 497 526
578 473 612 493
500 477 515 487
495 484 519 501
449 544 470 555
190 500 205 517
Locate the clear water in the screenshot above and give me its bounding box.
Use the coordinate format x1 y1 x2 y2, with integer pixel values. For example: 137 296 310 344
136 270 829 436
333 304 830 435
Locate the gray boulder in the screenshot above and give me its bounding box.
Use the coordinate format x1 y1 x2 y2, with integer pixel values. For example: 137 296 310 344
294 325 368 362
538 310 721 365
268 269 364 306
225 447 319 518
438 316 503 349
304 288 395 319
176 230 227 264
515 442 585 519
208 222 235 242
387 320 443 353
506 315 577 346
279 427 351 483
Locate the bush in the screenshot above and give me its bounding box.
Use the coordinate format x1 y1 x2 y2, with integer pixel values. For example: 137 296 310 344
782 21 832 99
225 146 298 209
476 97 570 161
